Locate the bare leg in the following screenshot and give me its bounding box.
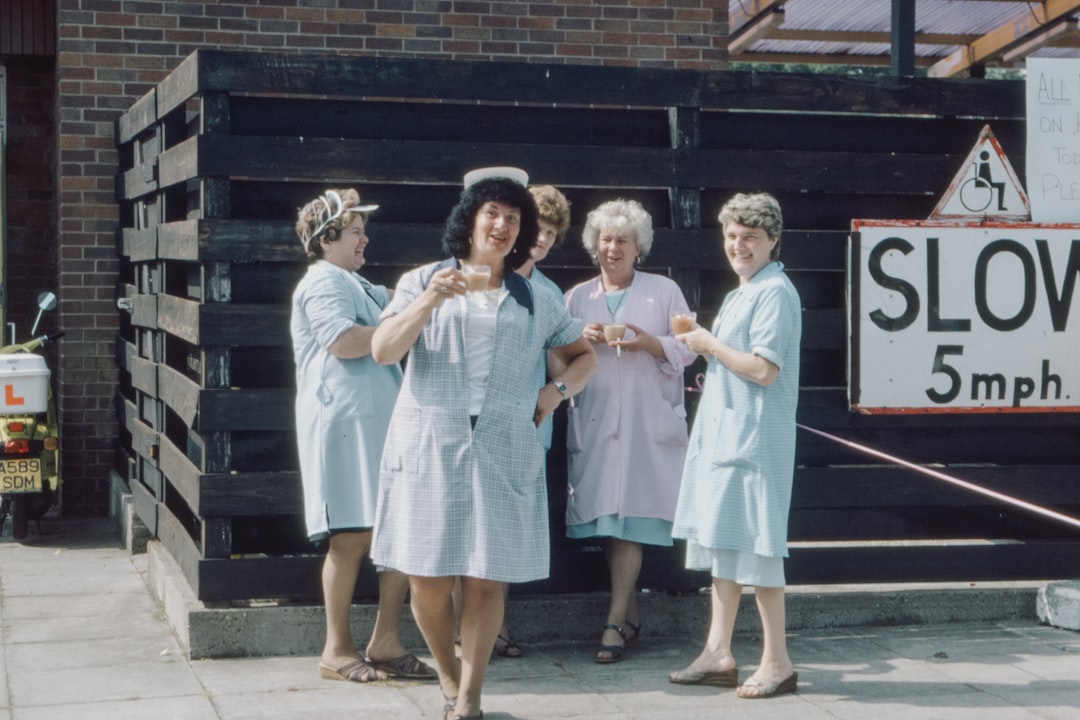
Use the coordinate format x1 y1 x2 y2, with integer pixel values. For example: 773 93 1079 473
597 538 642 660
456 577 505 718
451 577 464 657
677 577 742 674
410 575 460 703
493 584 522 657
320 531 370 668
364 570 411 661
736 585 796 698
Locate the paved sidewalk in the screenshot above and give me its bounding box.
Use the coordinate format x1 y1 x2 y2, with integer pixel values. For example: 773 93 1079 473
2 516 1079 719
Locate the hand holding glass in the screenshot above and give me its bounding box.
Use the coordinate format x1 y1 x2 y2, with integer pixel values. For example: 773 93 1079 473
671 311 697 334
603 323 626 356
462 264 492 293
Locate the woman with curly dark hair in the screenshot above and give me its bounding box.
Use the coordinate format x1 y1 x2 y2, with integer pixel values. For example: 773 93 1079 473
370 168 595 720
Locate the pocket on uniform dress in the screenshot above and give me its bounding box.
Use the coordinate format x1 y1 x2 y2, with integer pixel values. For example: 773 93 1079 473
565 405 585 453
382 405 420 476
319 376 373 426
710 405 760 467
655 402 689 446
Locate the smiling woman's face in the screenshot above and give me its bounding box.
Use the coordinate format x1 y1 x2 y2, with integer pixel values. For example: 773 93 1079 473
723 220 777 284
469 200 521 263
320 214 369 272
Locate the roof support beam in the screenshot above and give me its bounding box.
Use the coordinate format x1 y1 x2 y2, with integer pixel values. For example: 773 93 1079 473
929 0 1080 77
891 0 917 76
728 0 788 56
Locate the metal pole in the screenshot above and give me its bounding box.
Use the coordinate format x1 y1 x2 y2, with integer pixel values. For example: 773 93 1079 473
891 0 916 76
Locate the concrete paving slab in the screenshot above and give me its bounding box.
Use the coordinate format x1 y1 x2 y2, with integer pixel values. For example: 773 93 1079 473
209 687 427 720
11 695 218 720
0 588 158 621
978 688 1080 720
0 557 147 597
2 604 173 645
5 517 1080 720
814 698 1050 720
7 660 204 707
6 635 184 672
191 655 347 695
0 650 8 714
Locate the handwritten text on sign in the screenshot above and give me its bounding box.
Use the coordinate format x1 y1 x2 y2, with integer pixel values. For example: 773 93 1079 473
1026 58 1080 223
850 221 1080 413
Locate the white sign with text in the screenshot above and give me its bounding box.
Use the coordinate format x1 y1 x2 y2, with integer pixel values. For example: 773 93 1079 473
850 221 1080 413
1026 58 1080 223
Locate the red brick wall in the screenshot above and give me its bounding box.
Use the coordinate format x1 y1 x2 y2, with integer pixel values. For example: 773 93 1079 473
3 57 57 337
52 0 728 514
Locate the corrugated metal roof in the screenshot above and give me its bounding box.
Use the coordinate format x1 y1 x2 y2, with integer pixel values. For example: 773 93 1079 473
730 1 1080 75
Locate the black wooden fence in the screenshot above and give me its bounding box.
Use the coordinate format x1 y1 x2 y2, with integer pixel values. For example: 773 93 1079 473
114 49 1080 602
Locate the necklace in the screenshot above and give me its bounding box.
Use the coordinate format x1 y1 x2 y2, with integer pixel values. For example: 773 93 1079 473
604 275 632 321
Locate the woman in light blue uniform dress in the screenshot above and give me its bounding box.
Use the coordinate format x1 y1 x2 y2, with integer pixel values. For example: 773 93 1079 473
371 169 595 720
291 188 434 685
670 192 802 699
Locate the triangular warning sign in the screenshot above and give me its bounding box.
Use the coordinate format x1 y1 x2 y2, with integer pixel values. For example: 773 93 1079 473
930 125 1030 220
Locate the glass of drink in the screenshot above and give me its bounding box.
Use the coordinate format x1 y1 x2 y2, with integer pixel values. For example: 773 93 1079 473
671 311 697 334
603 323 626 356
462 264 492 293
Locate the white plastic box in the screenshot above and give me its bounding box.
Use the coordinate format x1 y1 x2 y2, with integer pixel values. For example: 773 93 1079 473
0 354 50 414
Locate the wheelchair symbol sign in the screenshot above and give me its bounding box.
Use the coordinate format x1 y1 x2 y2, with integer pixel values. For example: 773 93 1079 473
930 125 1030 220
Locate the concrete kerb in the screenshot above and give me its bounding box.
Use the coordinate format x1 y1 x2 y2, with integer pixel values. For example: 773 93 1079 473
111 462 1060 659
141 536 1050 660
1037 579 1080 630
107 470 151 554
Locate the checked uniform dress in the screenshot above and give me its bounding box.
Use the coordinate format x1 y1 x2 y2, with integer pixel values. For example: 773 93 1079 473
371 258 582 583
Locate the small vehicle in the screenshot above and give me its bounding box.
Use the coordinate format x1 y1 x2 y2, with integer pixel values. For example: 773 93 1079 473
0 291 63 540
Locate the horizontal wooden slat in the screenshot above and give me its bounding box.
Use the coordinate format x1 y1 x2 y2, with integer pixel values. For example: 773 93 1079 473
197 388 293 431
786 540 1080 584
158 432 200 513
121 227 157 262
115 88 158 145
158 219 300 262
196 555 324 603
153 135 958 199
130 292 157 330
181 50 1023 118
158 363 200 427
157 506 204 595
794 464 1080 508
157 295 290 346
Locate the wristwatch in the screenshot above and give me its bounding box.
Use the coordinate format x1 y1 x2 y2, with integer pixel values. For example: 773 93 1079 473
552 380 569 398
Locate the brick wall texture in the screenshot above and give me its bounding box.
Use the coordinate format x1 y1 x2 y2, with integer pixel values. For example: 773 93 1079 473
45 0 728 514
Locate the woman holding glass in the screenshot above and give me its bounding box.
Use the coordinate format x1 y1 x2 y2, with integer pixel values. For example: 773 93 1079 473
670 192 801 699
563 198 697 663
370 168 595 720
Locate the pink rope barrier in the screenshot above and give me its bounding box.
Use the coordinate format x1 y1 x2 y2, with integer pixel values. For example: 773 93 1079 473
797 423 1080 532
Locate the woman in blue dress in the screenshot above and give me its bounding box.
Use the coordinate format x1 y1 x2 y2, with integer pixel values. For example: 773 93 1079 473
291 189 435 684
370 168 595 720
670 192 802 699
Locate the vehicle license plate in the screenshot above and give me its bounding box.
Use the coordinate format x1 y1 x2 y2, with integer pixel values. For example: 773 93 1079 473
0 458 42 492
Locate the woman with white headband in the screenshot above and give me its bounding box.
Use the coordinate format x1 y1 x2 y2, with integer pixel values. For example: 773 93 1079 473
291 188 436 685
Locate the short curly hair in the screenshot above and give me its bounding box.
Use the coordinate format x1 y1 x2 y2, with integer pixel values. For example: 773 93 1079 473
718 192 783 260
295 188 373 262
529 185 571 249
581 199 653 265
442 177 539 272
